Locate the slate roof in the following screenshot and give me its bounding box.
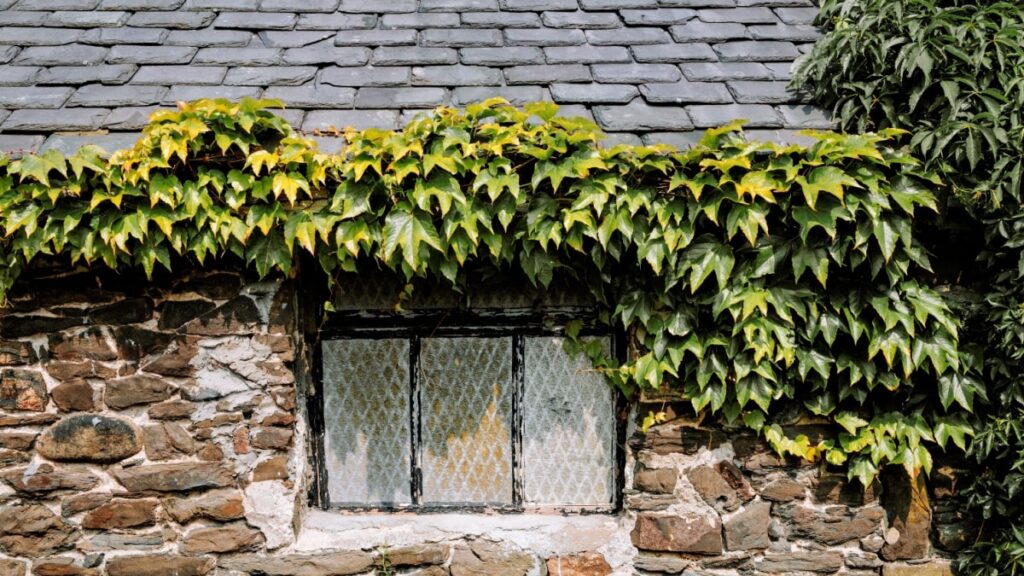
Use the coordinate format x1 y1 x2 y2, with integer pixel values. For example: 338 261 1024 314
0 0 832 156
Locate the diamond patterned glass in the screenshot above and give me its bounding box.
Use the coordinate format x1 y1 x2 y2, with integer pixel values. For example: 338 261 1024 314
522 336 616 507
419 337 514 505
322 339 412 506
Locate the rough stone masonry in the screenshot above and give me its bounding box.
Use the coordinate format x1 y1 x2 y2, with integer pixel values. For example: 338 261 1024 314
0 264 970 575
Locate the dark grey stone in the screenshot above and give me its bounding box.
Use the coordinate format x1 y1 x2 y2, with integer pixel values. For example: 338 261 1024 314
192 48 281 65
214 12 296 30
632 43 716 62
36 64 137 85
382 13 460 28
459 46 543 65
131 65 226 85
420 0 497 10
0 135 45 157
15 44 108 65
90 27 169 45
641 131 702 148
338 0 416 12
0 87 73 108
641 80 732 103
715 41 800 61
321 65 410 86
0 65 40 86
183 0 258 9
550 83 637 104
259 31 335 48
107 45 197 64
542 11 621 29
163 85 261 102
334 29 417 46
264 84 355 108
421 28 502 47
451 85 544 105
620 8 696 25
775 7 819 24
504 64 590 84
68 84 167 106
98 0 184 8
41 132 141 155
0 27 85 45
223 66 317 86
659 0 732 5
296 13 376 29
165 29 252 47
500 0 577 10
748 24 820 41
680 62 772 81
579 0 655 7
776 104 833 129
727 80 795 103
0 46 17 64
686 103 782 127
104 105 167 129
765 61 794 80
283 43 370 65
0 11 53 26
592 63 681 83
757 552 844 574
544 45 630 64
461 11 540 27
260 0 339 11
586 27 671 45
372 47 458 65
670 20 748 41
592 100 692 131
744 129 818 146
45 10 130 27
354 87 447 108
302 109 400 131
411 65 501 86
504 28 585 46
3 108 109 131
696 7 778 23
127 11 215 28
15 0 99 8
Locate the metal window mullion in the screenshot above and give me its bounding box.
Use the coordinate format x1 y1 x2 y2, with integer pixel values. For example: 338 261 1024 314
511 334 524 508
410 335 423 506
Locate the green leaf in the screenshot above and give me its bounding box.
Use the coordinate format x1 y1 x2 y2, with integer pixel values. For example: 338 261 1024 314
381 209 443 268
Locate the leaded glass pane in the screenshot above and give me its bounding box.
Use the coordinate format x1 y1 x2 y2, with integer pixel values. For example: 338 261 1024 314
419 337 514 505
523 336 615 506
322 339 412 506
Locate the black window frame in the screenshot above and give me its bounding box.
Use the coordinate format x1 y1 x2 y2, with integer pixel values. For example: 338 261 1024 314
307 306 629 514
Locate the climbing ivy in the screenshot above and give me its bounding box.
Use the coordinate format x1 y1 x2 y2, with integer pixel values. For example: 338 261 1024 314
0 98 977 485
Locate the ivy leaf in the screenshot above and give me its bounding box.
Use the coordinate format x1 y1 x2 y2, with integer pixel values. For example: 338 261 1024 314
687 241 734 293
381 209 443 268
245 230 292 277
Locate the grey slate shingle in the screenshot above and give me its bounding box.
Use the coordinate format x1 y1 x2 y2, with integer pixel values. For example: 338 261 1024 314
15 44 108 65
354 87 447 108
98 0 184 9
451 85 545 105
504 64 591 84
775 104 832 129
15 0 100 9
640 80 732 103
165 29 251 46
550 83 638 104
0 27 85 45
680 61 772 80
104 105 167 129
748 23 819 41
334 29 417 46
193 47 281 65
714 40 800 61
0 86 74 108
696 7 778 23
421 28 502 47
45 11 131 27
670 21 747 41
591 63 681 83
0 65 41 86
411 64 502 86
68 83 166 106
586 27 672 45
774 7 819 25
183 0 258 11
686 103 781 127
36 64 137 84
223 66 317 86
726 80 795 103
632 43 716 62
372 47 458 66
259 0 339 12
259 31 336 48
420 0 498 11
283 44 370 66
459 46 544 65
320 66 410 87
541 11 621 29
127 10 214 28
504 28 585 46
302 109 400 131
620 9 696 25
90 26 169 44
338 0 416 13
296 13 376 30
107 44 195 64
163 85 261 102
500 0 578 10
3 108 109 131
461 12 540 27
382 13 461 29
592 101 692 131
544 45 631 64
131 65 227 84
263 85 356 108
213 12 296 30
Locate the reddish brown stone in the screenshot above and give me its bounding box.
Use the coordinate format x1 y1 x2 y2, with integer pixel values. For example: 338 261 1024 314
106 555 214 576
270 387 296 411
631 514 723 555
546 553 612 576
162 489 245 523
259 411 296 427
0 558 25 576
0 368 47 411
2 463 99 493
195 413 243 428
45 361 122 382
181 523 263 554
141 337 199 377
82 499 158 530
779 504 886 545
0 431 36 450
51 380 95 412
30 558 100 576
882 561 954 576
687 465 739 512
450 541 533 576
761 477 807 502
217 552 373 575
881 470 932 561
253 455 289 482
0 412 57 427
148 399 196 420
61 492 112 517
197 442 224 461
635 466 677 494
35 415 142 463
143 423 194 460
104 375 174 409
387 544 448 567
723 501 771 551
49 328 117 362
232 425 250 454
251 426 292 450
0 504 77 558
183 297 261 336
254 333 294 360
113 462 234 493
0 339 34 365
0 448 29 466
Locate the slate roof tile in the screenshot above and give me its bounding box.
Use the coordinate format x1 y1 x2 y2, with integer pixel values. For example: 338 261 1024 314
504 63 590 84
67 83 166 106
223 66 317 86
320 65 411 87
165 29 251 46
619 8 696 24
0 65 41 85
295 13 376 29
411 64 503 85
550 82 638 104
354 86 447 108
163 84 261 102
540 11 622 29
36 64 137 84
461 11 540 27
127 10 214 28
107 44 195 63
4 108 110 131
283 43 370 65
264 84 356 108
259 31 336 48
192 47 281 65
302 109 400 131
260 0 340 12
91 26 170 44
592 100 692 131
0 27 86 45
631 43 716 62
504 28 585 46
460 46 544 65
640 79 732 103
727 80 797 103
592 63 680 83
373 46 458 65
451 85 545 105
15 44 108 65
131 65 227 84
544 45 631 64
0 86 74 108
686 103 781 127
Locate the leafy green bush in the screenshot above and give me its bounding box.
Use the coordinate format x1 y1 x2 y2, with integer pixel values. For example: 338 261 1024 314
0 98 973 484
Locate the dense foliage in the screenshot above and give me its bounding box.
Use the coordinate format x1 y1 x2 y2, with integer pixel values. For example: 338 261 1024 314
0 98 973 486
793 0 1024 572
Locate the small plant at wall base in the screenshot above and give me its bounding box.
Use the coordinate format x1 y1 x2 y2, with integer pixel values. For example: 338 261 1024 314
0 98 978 489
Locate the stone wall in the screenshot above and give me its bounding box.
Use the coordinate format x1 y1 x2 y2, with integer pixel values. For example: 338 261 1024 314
0 265 966 576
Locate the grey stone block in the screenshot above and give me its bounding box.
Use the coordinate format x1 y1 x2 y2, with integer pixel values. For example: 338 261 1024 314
45 10 130 27
0 65 40 86
500 0 578 9
321 65 410 86
620 9 696 24
355 87 447 108
41 132 141 156
696 7 777 23
727 80 797 103
98 0 184 9
128 11 215 28
334 29 417 46
37 64 137 85
224 66 317 86
132 65 227 85
461 12 540 27
0 11 53 26
642 130 703 148
261 0 339 11
542 11 621 29
283 43 370 65
14 0 98 8
744 129 818 146
214 12 296 30
714 40 799 61
264 84 356 108
90 27 169 45
108 45 197 64
163 85 261 103
0 86 73 108
505 64 590 84
0 46 18 64
592 63 681 83
775 7 819 25
550 82 637 103
302 109 400 131
592 100 692 131
586 27 672 45
68 84 166 106
420 0 497 10
193 48 281 65
183 0 258 10
372 47 458 65
601 132 644 147
748 24 819 41
0 27 85 45
259 31 336 48
658 0 733 6
296 13 376 30
411 65 501 86
632 43 716 62
460 46 543 65
681 62 772 81
641 80 732 103
686 103 781 127
544 45 630 64
505 28 585 46
3 108 109 131
451 85 544 105
776 104 832 129
580 0 655 7
0 135 44 157
15 44 108 65
165 29 252 47
764 61 792 80
104 105 168 129
670 21 747 41
308 135 346 153
339 0 416 12
382 13 460 28
421 28 502 47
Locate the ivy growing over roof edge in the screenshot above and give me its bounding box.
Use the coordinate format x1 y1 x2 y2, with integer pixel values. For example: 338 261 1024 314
0 98 979 485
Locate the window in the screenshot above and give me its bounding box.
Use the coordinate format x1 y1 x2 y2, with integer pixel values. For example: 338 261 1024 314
308 275 623 512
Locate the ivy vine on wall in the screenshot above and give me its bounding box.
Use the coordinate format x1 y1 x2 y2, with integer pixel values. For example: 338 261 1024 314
0 98 977 485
